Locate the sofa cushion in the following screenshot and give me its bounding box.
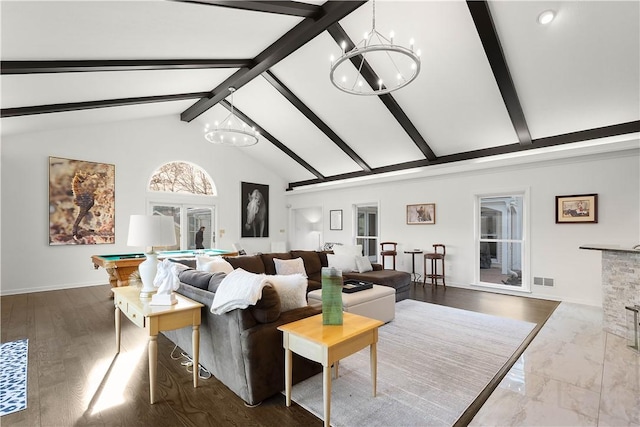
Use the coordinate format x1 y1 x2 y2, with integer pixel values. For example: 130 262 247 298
169 258 197 269
327 253 357 272
274 257 307 277
225 255 266 274
249 285 281 323
207 272 227 293
333 244 363 256
318 251 330 268
178 269 215 290
265 274 308 312
355 255 373 273
290 250 323 276
197 256 234 274
260 252 292 275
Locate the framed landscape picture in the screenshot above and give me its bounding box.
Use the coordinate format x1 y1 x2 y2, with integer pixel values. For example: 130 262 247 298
555 194 598 223
407 203 435 225
49 156 115 245
241 181 269 237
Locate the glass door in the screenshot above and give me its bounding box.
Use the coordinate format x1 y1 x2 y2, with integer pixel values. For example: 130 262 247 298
355 204 378 262
150 203 215 250
476 193 527 291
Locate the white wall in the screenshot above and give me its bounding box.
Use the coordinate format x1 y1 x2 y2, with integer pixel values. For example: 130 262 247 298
1 116 289 294
285 150 640 307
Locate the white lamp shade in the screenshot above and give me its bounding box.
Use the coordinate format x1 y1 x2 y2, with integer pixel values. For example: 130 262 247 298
127 215 176 248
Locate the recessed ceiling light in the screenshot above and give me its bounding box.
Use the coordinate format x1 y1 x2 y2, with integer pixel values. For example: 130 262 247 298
538 10 556 25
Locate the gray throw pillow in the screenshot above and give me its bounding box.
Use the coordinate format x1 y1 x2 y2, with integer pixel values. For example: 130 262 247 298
207 272 227 293
178 269 213 290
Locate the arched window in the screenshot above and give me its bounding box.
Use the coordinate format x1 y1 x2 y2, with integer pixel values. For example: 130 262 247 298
147 161 217 250
148 161 216 195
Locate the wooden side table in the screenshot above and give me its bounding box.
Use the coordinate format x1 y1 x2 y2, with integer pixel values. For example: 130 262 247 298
112 286 203 404
278 312 383 427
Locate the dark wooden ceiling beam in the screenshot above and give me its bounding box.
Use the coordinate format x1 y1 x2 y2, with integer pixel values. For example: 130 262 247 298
173 0 321 17
467 0 532 146
262 70 372 172
221 100 325 180
1 92 210 117
1 59 252 74
180 1 367 123
287 121 640 190
326 24 438 162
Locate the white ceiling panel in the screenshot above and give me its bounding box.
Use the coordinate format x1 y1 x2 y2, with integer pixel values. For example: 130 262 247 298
272 32 426 169
232 76 362 176
0 99 192 136
1 68 237 108
490 1 640 139
1 1 303 60
338 1 519 156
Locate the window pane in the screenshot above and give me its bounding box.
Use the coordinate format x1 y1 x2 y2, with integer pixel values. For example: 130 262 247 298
188 207 213 249
480 241 523 285
480 196 523 240
151 205 180 250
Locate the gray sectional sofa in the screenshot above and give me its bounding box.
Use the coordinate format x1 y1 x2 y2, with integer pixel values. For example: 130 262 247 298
162 249 411 406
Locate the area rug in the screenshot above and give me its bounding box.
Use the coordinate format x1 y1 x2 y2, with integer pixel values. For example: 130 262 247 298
290 300 535 427
0 339 28 417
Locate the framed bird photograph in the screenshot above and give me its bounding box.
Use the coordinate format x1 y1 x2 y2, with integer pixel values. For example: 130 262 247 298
48 156 115 245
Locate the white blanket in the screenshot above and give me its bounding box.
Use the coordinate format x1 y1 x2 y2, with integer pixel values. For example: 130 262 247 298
211 268 269 315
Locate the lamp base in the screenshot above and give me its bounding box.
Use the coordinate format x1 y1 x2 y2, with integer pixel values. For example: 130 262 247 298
150 292 178 306
138 252 158 298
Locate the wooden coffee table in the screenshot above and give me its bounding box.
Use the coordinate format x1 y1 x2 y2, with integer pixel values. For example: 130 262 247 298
278 312 383 427
112 286 203 404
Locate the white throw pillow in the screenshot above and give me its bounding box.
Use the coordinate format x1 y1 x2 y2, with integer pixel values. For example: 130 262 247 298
197 256 234 274
327 253 357 273
355 255 373 273
333 244 363 257
274 257 307 277
266 274 308 312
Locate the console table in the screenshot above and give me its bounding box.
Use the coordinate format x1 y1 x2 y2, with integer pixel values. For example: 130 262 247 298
112 286 203 404
579 245 640 338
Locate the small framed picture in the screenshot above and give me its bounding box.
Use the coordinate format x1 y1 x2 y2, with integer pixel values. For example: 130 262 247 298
407 203 435 225
329 210 343 230
555 194 598 223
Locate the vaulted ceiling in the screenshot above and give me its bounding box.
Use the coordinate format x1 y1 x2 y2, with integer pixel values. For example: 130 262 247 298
2 1 639 190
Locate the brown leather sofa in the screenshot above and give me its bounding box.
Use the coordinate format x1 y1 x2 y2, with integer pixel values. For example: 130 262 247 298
225 250 411 301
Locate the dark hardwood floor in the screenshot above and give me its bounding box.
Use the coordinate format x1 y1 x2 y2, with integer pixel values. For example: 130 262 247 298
1 283 559 427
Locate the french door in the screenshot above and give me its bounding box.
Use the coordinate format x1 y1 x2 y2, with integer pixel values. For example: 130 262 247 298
355 204 379 262
150 203 216 250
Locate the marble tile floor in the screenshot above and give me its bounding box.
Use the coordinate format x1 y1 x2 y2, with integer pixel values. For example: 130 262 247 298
471 302 639 426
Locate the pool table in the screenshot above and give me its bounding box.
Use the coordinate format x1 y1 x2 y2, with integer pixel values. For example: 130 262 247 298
92 249 238 288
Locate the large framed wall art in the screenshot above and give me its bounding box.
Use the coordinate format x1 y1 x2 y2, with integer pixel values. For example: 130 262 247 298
241 181 269 237
49 156 116 245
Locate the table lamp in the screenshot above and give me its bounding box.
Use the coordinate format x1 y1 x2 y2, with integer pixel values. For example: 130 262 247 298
127 215 176 298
